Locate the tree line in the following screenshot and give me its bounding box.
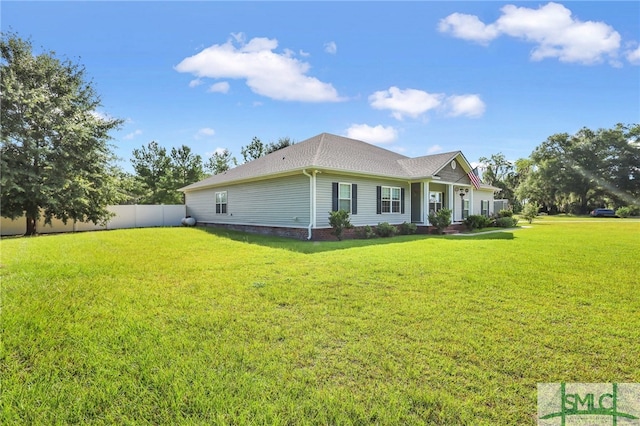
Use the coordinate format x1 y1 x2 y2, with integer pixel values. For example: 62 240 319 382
1 33 637 235
480 123 639 215
121 136 293 205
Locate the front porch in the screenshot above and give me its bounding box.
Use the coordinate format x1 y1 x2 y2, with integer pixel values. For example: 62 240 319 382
410 181 473 226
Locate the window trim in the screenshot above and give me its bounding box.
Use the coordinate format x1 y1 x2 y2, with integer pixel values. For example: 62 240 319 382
381 185 402 214
481 200 490 217
215 191 227 214
338 182 352 213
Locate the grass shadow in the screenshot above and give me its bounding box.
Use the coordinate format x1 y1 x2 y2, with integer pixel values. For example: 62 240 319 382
192 225 514 254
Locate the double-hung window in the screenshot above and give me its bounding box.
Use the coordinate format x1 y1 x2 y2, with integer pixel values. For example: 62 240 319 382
463 200 470 220
381 186 401 213
429 191 443 213
481 200 489 217
332 182 357 214
338 183 352 212
215 191 227 214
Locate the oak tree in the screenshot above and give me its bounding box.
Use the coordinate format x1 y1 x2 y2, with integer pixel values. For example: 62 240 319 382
1 33 123 235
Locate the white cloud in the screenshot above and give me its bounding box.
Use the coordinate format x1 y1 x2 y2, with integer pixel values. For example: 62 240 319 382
368 87 485 120
439 2 622 65
189 78 203 88
427 145 443 154
324 41 337 54
208 81 230 93
175 34 344 102
444 94 486 118
626 45 640 65
369 87 443 120
438 13 499 45
195 128 215 139
345 124 398 145
124 129 143 140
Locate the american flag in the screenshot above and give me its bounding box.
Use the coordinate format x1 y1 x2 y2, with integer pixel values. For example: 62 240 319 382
468 168 481 189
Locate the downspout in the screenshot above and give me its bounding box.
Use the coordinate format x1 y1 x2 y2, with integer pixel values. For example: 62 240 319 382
303 169 314 240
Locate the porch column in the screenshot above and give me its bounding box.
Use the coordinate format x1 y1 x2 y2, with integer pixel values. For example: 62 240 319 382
424 181 430 224
448 184 455 222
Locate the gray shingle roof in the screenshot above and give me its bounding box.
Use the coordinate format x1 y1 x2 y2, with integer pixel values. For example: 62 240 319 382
180 133 473 191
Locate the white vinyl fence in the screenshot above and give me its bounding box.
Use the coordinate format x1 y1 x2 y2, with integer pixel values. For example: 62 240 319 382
1 205 186 236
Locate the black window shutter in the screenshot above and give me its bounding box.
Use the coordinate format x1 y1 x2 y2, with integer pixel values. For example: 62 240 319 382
401 188 405 214
332 182 338 211
376 186 382 214
351 184 357 215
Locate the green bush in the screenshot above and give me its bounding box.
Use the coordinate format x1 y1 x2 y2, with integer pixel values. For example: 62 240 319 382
328 209 353 241
522 202 540 224
356 225 377 239
428 208 452 234
398 221 417 235
498 209 513 218
616 206 631 218
376 222 397 238
464 215 492 230
495 217 519 228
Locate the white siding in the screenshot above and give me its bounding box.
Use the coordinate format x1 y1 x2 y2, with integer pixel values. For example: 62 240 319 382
185 174 310 228
473 189 495 216
315 173 411 227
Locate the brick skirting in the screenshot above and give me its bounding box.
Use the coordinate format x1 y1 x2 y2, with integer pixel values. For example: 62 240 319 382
197 222 465 241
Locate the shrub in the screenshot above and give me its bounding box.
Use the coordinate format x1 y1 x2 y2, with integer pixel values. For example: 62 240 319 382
398 221 417 235
328 209 353 241
357 225 377 239
616 206 631 218
464 215 492 230
498 209 513 218
428 208 452 234
495 217 519 228
521 202 540 224
376 222 397 238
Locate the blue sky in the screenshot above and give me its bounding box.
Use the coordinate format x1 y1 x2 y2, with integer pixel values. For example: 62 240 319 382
3 1 639 171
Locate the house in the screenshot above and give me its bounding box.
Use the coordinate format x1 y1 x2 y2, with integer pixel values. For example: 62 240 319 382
180 133 499 240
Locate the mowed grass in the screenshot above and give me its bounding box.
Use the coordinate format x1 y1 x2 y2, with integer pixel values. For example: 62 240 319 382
1 218 639 425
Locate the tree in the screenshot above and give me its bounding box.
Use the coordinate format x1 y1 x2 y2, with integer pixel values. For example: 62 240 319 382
479 153 518 210
130 142 206 204
265 137 295 155
518 124 640 214
205 149 236 175
240 136 265 163
521 202 540 224
170 145 204 203
110 168 146 205
131 141 173 204
0 33 123 235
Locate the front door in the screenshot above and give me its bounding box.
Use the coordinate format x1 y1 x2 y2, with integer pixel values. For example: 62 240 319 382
411 183 421 223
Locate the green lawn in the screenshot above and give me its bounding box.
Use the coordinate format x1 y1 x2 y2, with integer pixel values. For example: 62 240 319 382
1 218 639 425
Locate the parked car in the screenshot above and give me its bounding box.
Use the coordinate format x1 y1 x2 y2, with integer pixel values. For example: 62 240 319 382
589 208 618 217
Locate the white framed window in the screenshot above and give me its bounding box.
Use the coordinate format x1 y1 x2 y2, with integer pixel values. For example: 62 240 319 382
429 191 443 214
338 183 351 213
463 200 470 220
382 186 401 213
481 200 490 216
215 191 227 214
